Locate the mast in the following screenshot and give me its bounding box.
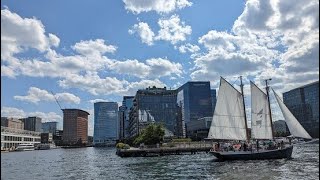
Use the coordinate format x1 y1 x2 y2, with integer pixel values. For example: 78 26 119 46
240 76 249 142
265 79 275 139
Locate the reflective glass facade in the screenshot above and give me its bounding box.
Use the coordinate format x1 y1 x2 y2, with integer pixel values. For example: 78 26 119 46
211 89 217 114
283 81 319 138
94 102 118 145
128 87 177 137
177 82 213 123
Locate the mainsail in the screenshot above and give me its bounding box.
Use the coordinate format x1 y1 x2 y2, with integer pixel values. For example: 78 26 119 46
208 77 247 140
272 88 312 139
250 81 273 139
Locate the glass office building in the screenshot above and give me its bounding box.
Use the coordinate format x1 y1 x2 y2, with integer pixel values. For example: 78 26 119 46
42 121 58 135
128 86 177 137
283 81 319 138
94 102 118 146
211 89 217 114
177 82 213 137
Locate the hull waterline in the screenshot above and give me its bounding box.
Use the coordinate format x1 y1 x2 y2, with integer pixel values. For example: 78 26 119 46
210 145 293 161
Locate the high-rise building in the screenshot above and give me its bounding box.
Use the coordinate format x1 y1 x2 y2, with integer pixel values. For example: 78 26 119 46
93 102 118 146
42 121 58 135
118 105 126 140
21 117 42 132
177 82 213 137
121 96 134 139
211 89 217 113
273 120 289 136
283 81 319 138
128 86 177 137
1 117 24 130
62 109 89 145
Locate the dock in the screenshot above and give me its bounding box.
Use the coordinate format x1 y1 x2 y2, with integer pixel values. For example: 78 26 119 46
116 143 212 157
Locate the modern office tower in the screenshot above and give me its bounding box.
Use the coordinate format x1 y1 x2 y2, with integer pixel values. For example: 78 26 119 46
62 109 89 145
128 86 177 138
273 120 289 136
176 82 213 137
186 117 212 140
42 121 58 135
1 117 24 130
93 102 118 146
20 117 42 132
283 81 319 138
211 89 217 113
118 106 126 140
121 96 134 139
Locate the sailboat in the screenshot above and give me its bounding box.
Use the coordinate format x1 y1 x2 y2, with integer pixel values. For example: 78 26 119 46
208 77 312 161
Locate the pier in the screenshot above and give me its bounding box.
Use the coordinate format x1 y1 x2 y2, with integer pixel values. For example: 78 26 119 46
116 142 212 157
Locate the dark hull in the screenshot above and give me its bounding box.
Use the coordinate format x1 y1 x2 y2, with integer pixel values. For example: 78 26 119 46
210 146 293 161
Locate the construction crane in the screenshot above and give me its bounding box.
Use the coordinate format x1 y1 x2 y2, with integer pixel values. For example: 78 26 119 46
50 91 62 110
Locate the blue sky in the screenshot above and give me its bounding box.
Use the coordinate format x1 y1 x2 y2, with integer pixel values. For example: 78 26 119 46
1 0 319 135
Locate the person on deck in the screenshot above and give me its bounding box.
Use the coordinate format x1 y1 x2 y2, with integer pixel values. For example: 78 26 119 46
256 140 259 152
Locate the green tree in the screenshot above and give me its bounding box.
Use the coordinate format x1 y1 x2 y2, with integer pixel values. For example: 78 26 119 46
133 123 165 145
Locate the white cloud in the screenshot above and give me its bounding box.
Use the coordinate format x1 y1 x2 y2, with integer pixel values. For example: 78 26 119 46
1 106 62 123
146 58 183 77
177 43 200 53
130 15 192 45
1 9 59 61
14 87 81 104
109 58 183 78
48 33 60 47
191 0 318 91
1 107 26 118
110 59 151 77
88 99 110 104
129 22 155 45
155 15 192 44
58 71 167 96
72 39 117 56
123 0 192 14
58 72 128 96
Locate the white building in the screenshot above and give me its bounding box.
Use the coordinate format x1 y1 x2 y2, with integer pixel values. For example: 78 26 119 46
1 126 41 150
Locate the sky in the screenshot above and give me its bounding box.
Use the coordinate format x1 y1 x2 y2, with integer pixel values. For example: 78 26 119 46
1 0 319 136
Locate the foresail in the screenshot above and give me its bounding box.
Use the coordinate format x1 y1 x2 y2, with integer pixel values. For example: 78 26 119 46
272 88 312 139
207 77 247 140
250 82 273 139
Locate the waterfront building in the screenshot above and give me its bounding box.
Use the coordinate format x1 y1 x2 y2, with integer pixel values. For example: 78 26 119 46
122 96 134 139
20 117 42 132
42 121 58 135
93 102 118 146
283 81 319 138
118 106 125 140
273 120 289 136
186 117 212 140
211 89 217 113
1 126 41 150
1 117 24 130
62 109 89 145
128 86 177 138
177 82 213 137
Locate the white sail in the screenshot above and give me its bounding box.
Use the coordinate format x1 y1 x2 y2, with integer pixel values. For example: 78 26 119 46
272 88 312 139
250 82 273 139
208 77 247 140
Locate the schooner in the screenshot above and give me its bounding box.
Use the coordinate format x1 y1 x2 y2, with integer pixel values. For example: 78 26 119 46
208 77 311 161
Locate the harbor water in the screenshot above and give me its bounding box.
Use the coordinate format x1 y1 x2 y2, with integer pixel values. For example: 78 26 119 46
1 143 318 180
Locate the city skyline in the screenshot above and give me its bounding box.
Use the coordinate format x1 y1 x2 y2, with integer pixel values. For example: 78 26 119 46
1 0 319 136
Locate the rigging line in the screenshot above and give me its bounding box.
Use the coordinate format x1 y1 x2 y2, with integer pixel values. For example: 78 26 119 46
231 76 240 86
